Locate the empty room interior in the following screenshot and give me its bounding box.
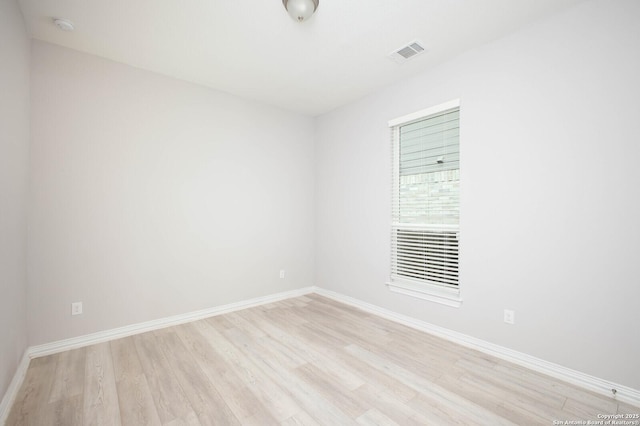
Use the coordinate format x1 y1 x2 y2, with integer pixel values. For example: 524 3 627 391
1 0 639 424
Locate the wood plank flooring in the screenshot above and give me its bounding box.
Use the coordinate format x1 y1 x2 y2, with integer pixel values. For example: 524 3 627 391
6 294 638 425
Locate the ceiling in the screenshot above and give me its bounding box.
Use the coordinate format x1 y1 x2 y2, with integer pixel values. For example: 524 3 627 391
18 0 584 116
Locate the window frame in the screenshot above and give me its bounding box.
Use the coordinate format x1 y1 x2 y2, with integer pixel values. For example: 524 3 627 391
387 99 462 308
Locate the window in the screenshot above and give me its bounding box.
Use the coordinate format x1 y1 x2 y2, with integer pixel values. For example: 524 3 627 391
388 99 461 307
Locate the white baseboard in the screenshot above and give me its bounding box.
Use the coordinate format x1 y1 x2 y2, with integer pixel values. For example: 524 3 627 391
0 351 30 425
312 286 640 408
28 286 314 359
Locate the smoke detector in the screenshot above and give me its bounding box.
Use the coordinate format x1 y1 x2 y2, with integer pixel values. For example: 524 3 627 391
389 40 426 64
53 19 74 31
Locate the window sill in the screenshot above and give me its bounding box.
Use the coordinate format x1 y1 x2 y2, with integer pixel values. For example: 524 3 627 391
386 280 462 308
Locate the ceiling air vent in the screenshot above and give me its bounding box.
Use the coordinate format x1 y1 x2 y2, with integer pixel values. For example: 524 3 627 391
389 40 426 64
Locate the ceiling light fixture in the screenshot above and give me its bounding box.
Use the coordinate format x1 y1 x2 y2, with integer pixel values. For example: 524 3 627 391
282 0 319 22
53 18 74 31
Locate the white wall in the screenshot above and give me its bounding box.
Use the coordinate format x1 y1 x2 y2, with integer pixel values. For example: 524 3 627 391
315 0 640 390
0 0 30 401
28 41 315 345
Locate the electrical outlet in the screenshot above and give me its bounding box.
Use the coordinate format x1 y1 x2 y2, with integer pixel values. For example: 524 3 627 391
71 302 83 316
504 309 515 325
279 269 285 279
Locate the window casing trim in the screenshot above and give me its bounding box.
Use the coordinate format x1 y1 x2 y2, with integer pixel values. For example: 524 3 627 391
389 99 461 307
388 99 460 127
386 280 462 308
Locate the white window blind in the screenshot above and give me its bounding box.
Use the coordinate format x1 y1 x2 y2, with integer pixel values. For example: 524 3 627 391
389 100 461 306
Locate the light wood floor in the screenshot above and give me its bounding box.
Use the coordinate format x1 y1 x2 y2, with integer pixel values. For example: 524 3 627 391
6 294 638 425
